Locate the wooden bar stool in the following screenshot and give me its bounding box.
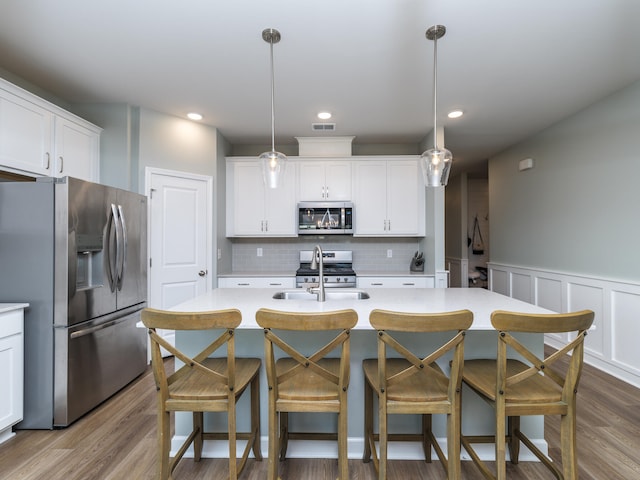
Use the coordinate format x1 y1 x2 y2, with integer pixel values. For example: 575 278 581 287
255 307 358 480
141 307 262 480
362 308 474 480
461 309 594 480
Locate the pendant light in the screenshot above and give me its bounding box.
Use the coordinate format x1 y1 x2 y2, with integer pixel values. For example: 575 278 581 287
421 25 453 187
259 28 287 189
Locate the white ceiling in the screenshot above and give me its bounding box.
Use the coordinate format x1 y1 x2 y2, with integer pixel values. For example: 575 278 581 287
2 0 640 175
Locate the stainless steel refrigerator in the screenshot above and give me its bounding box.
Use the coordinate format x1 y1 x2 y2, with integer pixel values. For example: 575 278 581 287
0 176 147 428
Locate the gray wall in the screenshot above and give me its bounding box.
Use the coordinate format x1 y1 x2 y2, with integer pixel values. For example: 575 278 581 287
71 103 139 191
445 173 466 261
137 108 218 188
216 131 233 277
489 79 640 283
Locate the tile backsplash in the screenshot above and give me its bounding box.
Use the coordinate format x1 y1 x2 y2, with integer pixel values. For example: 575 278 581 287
230 237 422 273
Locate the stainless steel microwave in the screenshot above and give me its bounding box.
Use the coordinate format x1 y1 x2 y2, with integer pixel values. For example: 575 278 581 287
298 202 353 235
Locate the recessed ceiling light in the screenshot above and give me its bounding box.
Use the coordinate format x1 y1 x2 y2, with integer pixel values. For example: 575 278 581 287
447 110 463 119
317 112 332 120
187 112 203 121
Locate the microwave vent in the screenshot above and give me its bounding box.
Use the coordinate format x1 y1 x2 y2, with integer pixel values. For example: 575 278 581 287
311 123 336 131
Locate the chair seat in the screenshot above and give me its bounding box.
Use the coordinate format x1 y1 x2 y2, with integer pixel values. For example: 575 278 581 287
363 358 448 402
463 359 562 404
276 357 340 401
169 357 261 402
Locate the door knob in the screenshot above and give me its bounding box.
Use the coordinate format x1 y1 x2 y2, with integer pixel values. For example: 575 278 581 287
198 270 207 277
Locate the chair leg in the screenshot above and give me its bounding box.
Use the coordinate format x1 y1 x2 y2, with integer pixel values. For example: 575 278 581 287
378 393 388 480
267 400 279 480
508 416 520 464
278 412 289 461
251 374 263 460
561 408 579 480
447 406 462 480
228 397 238 480
495 412 507 480
422 414 433 463
338 393 349 480
158 408 171 480
193 411 203 462
363 379 373 462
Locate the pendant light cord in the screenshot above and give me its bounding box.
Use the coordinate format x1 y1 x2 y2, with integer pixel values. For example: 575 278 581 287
269 39 276 153
432 34 439 150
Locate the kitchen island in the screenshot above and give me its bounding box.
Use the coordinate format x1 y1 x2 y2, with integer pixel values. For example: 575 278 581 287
170 287 552 461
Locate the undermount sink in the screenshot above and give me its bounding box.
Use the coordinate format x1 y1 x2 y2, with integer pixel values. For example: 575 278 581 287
272 289 370 300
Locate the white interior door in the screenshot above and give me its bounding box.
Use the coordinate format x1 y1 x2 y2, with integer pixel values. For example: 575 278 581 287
146 168 212 355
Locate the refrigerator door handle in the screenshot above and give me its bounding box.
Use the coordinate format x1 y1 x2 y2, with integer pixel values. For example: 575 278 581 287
69 315 132 339
105 204 119 292
116 205 128 290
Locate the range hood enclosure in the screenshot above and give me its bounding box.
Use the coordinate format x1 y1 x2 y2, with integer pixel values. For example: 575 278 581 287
296 136 355 157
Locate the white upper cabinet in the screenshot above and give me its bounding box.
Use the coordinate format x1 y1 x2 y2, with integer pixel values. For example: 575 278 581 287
0 78 101 182
297 159 351 201
53 116 100 181
353 157 425 236
226 158 296 237
0 88 53 176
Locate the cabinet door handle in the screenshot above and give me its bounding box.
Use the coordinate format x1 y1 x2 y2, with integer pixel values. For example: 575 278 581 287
264 220 268 232
269 282 282 286
237 283 251 286
326 186 329 199
402 282 415 286
58 156 64 173
45 152 50 169
371 282 384 286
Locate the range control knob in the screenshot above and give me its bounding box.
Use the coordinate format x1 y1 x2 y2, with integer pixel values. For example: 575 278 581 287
336 277 341 282
311 277 316 283
323 277 328 283
304 277 309 283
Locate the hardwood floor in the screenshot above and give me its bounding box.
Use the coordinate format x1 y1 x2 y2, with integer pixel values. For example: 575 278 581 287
1 347 639 479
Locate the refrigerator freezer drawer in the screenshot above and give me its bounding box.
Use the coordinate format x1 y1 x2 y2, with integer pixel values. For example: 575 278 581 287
53 306 147 427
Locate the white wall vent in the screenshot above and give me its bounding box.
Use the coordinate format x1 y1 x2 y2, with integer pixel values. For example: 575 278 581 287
311 123 336 131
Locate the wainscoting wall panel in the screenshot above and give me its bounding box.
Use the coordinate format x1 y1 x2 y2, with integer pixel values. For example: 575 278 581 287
488 263 640 388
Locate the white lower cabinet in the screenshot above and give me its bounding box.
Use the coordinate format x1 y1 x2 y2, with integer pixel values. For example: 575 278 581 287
218 277 295 288
0 305 26 444
357 276 434 288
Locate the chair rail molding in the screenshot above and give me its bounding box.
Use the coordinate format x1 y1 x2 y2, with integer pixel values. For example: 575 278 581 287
488 262 640 389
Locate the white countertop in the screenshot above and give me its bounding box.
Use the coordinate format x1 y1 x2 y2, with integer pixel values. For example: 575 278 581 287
172 287 552 331
0 303 29 314
217 271 434 277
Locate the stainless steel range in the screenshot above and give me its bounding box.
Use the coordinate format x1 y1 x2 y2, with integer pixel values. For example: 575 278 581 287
296 250 356 288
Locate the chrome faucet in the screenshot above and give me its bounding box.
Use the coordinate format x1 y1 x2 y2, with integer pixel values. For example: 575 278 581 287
308 244 326 301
